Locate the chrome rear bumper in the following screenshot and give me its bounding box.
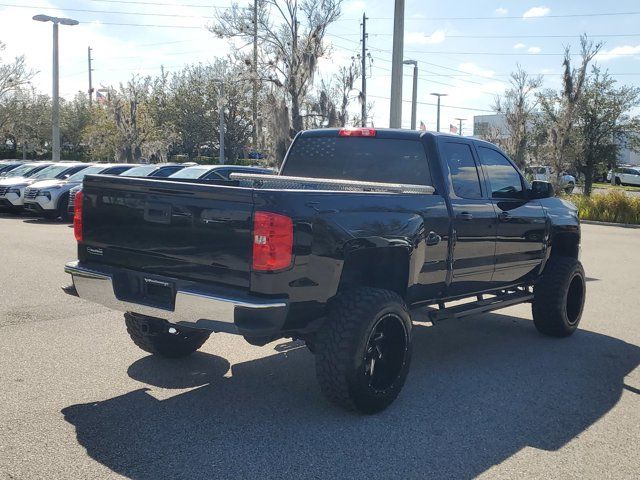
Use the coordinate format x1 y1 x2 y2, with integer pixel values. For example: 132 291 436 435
64 261 288 334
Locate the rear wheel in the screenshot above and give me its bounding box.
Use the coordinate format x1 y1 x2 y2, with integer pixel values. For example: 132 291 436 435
314 288 412 414
58 194 70 221
532 256 586 337
124 312 211 358
564 182 575 194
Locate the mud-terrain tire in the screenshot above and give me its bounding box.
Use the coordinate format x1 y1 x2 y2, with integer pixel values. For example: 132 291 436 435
314 288 412 414
124 312 211 358
532 256 586 337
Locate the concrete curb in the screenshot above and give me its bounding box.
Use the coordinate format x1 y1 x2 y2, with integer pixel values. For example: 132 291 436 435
581 220 640 229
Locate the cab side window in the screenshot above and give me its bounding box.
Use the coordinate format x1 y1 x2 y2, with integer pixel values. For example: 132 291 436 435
202 170 226 180
442 142 482 199
104 166 132 175
477 147 524 200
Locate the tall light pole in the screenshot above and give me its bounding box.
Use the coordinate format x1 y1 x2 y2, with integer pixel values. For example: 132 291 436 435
454 117 466 136
360 13 368 127
403 60 417 130
430 93 447 132
389 0 405 128
33 14 79 161
218 82 226 165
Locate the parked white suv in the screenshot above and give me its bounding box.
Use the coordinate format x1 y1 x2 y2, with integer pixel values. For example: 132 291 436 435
0 162 55 211
527 166 576 194
24 163 133 220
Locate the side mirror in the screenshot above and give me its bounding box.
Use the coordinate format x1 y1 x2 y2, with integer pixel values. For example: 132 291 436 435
529 180 554 199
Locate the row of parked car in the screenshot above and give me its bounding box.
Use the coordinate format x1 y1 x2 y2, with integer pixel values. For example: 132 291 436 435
0 160 274 221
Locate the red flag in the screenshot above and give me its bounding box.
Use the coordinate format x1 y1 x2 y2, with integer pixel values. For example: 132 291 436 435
449 124 458 134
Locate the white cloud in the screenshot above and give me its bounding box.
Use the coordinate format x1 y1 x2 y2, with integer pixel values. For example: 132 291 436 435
0 1 229 98
458 62 495 78
523 6 550 18
513 43 526 49
343 1 366 13
528 46 542 54
596 44 640 61
495 7 508 15
405 30 446 45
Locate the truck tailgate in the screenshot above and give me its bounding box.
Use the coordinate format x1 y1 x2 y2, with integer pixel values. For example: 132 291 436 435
80 175 254 288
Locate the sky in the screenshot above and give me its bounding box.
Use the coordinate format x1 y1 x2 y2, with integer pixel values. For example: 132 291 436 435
1 0 640 135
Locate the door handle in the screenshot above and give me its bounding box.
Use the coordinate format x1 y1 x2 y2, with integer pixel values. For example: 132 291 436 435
456 212 473 221
425 231 441 246
498 211 511 221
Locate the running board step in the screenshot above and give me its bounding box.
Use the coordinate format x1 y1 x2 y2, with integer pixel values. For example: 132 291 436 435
426 291 533 322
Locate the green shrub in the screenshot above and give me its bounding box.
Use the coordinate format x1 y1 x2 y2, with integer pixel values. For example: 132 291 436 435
567 191 640 225
192 156 215 165
169 154 190 163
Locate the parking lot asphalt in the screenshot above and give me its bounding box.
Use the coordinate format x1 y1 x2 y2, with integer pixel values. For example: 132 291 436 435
0 215 638 480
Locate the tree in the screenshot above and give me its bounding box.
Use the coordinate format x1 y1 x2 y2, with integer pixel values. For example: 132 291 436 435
4 88 51 159
82 105 119 162
0 41 36 136
145 61 255 163
493 65 542 168
213 0 343 160
82 77 176 162
157 64 219 159
537 35 603 183
61 93 93 158
110 76 177 162
575 67 640 196
307 60 361 129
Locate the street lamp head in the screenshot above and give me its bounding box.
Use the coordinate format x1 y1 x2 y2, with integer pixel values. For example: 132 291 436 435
59 18 80 26
33 14 54 22
32 14 79 25
403 60 417 66
430 92 448 97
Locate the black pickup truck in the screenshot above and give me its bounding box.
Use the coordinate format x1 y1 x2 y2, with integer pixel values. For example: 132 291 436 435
64 128 585 414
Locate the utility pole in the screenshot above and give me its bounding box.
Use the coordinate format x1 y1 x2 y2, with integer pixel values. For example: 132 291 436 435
360 13 368 127
87 46 94 106
252 0 258 153
455 117 466 136
219 82 225 165
52 21 60 160
430 92 447 132
403 60 417 129
389 0 404 128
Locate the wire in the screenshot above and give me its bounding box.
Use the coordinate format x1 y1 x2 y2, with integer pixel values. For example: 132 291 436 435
0 2 223 18
87 0 227 7
323 32 640 39
335 11 640 22
328 35 509 85
367 94 494 113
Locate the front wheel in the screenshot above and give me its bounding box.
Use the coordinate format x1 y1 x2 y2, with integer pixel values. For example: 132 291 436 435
314 288 412 414
532 256 586 337
564 183 575 194
124 312 211 358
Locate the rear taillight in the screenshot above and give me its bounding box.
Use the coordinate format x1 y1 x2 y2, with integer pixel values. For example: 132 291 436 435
338 127 376 137
252 211 293 271
73 191 84 242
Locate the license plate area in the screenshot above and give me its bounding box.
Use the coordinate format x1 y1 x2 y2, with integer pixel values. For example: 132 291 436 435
143 278 175 308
